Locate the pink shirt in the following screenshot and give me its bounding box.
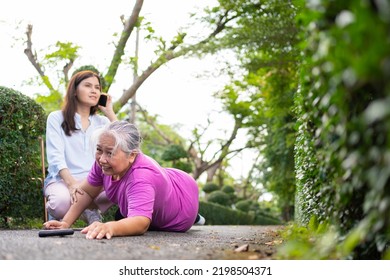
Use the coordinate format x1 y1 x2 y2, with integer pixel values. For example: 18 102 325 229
87 152 199 232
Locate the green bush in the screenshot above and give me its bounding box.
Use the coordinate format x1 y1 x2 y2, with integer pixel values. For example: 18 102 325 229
160 144 192 173
221 185 235 194
207 190 231 206
0 86 46 227
171 160 192 173
293 0 390 259
235 200 252 212
222 185 237 202
199 201 281 225
161 144 187 161
202 183 219 193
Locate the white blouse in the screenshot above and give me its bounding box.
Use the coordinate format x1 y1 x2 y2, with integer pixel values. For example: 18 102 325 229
44 110 109 186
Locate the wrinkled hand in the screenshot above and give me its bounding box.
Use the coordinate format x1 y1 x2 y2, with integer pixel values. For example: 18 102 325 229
81 222 113 240
43 220 70 229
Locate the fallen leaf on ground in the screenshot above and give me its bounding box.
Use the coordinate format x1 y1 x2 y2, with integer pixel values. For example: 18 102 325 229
234 244 249 252
248 254 260 260
265 240 283 246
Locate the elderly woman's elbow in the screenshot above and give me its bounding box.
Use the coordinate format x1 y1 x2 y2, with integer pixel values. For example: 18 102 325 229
130 216 150 236
139 219 150 234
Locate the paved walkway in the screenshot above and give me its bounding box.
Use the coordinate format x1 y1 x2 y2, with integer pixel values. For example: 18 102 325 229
0 225 283 260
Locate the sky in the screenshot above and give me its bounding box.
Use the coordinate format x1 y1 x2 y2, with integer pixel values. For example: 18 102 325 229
0 0 254 180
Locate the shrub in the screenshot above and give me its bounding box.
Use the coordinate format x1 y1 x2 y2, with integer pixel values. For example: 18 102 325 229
294 0 390 259
171 161 192 173
207 190 231 206
0 86 46 227
161 144 187 161
221 185 235 194
202 183 219 193
235 200 252 212
199 201 281 225
160 144 192 173
222 185 236 202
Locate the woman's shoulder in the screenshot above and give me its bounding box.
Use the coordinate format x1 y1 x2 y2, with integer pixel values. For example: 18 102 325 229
48 110 62 116
47 110 63 122
132 153 164 175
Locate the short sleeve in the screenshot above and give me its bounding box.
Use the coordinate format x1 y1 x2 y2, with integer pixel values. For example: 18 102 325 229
87 161 104 187
126 179 155 220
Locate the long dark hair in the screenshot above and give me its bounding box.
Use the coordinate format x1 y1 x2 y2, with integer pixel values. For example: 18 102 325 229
61 70 101 136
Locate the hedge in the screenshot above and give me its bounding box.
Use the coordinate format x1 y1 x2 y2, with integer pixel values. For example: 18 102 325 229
294 0 390 259
199 201 281 225
0 86 46 227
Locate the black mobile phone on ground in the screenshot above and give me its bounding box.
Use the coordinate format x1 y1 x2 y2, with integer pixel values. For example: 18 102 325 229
38 229 74 237
98 94 108 107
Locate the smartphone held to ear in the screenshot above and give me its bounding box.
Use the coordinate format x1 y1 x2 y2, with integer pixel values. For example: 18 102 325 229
98 93 108 107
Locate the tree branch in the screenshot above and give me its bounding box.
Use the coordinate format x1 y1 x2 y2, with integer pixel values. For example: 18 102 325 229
24 24 55 91
104 0 144 92
137 103 172 145
113 7 238 111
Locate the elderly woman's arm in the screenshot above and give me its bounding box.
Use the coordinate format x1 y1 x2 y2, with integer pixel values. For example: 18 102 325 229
81 216 151 239
43 180 102 229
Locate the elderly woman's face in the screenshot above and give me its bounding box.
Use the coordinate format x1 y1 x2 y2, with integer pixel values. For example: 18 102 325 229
95 134 135 180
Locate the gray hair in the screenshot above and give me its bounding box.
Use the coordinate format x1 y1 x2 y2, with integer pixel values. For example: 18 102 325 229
92 120 141 155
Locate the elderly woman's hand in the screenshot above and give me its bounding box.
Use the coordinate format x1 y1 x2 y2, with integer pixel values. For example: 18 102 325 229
81 222 114 240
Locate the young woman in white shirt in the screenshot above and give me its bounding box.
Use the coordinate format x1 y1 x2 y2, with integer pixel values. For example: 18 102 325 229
44 70 117 224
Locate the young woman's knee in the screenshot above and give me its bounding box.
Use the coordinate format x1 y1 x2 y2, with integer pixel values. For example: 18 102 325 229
46 197 71 220
45 183 71 220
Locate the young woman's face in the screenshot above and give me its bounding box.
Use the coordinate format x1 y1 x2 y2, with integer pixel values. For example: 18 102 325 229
76 76 101 107
95 134 136 180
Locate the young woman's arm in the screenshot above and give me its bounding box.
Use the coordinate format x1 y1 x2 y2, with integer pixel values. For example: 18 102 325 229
59 168 78 191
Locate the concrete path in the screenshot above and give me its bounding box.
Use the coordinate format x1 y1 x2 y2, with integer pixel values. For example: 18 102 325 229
0 225 283 260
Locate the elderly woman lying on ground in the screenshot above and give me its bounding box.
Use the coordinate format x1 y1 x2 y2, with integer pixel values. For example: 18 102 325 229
44 120 205 239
